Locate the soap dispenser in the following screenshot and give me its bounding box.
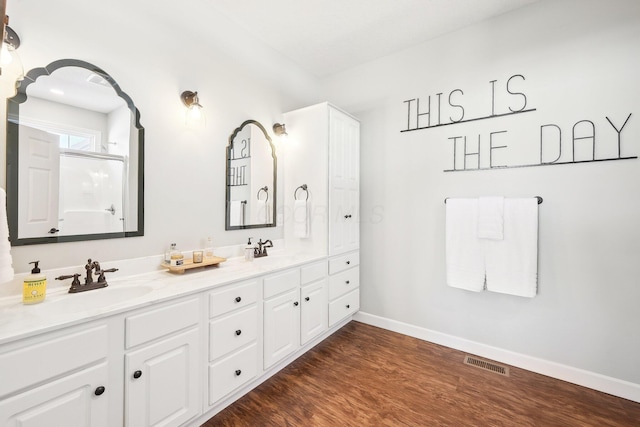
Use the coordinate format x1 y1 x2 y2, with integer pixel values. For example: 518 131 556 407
23 261 47 305
245 238 254 262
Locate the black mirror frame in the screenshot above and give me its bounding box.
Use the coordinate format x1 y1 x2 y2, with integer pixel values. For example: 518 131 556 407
225 119 277 230
6 59 145 246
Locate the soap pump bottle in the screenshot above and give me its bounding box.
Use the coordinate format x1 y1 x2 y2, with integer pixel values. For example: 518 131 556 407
245 237 254 262
23 261 47 305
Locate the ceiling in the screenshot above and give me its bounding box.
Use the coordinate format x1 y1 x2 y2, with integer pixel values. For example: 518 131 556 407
213 0 541 78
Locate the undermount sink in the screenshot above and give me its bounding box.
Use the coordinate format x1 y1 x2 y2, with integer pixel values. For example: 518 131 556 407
38 285 154 312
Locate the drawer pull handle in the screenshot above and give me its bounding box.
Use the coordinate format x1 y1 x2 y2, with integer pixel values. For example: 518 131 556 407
346 280 350 284
235 369 242 376
346 304 351 309
133 370 142 379
94 386 106 396
294 301 299 306
346 261 350 265
344 214 352 219
235 296 242 303
305 297 310 301
235 329 242 336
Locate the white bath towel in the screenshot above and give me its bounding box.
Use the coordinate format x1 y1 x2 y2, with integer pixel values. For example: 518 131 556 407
445 198 485 292
293 199 309 238
230 200 244 226
256 199 270 224
477 196 504 240
0 188 14 284
484 198 538 298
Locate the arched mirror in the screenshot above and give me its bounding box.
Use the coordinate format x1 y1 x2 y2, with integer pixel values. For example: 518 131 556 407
6 59 144 245
226 120 276 230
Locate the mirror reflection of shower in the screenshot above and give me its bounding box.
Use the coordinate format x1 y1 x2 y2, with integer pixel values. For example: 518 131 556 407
58 150 125 236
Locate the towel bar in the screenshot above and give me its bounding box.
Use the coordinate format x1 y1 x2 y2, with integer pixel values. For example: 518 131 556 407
444 196 543 204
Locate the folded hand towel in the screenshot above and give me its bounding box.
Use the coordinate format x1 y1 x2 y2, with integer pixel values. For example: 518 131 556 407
293 199 309 238
484 198 538 298
446 199 485 292
230 200 244 226
478 196 504 240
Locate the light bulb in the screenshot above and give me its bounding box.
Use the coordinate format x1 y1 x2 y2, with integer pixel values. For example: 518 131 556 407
0 42 24 97
185 103 205 128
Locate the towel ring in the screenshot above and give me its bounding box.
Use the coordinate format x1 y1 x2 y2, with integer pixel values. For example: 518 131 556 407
257 186 269 203
294 184 309 201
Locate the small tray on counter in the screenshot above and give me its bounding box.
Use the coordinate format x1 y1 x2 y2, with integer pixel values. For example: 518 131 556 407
161 256 227 273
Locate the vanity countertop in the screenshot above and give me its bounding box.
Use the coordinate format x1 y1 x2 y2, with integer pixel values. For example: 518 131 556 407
0 251 326 345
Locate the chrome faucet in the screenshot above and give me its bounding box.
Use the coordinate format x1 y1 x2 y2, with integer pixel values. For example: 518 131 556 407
254 239 273 258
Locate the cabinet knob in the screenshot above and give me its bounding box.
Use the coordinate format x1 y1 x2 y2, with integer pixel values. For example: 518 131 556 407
94 386 106 396
235 369 242 376
305 296 310 301
235 296 242 303
346 261 350 265
346 280 350 284
293 301 299 306
346 304 350 309
133 370 142 379
235 329 242 336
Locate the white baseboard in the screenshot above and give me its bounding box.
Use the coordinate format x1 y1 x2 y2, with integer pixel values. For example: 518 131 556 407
353 311 640 403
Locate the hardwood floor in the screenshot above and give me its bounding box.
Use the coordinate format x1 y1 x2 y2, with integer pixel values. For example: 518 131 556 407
202 321 640 426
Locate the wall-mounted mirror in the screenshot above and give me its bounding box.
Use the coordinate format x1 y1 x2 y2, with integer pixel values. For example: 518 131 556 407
226 120 276 230
6 59 144 245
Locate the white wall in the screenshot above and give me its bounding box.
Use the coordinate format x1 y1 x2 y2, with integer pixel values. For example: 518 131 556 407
2 0 321 272
322 0 640 386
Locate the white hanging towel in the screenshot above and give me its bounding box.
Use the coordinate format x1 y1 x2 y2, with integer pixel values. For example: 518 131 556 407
230 200 244 226
0 188 14 284
256 199 270 224
445 198 485 292
477 196 504 240
293 199 309 238
484 198 538 298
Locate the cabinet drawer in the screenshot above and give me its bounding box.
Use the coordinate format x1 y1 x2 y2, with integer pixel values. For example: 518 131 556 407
301 260 327 285
263 268 300 299
329 252 360 275
328 268 359 300
0 324 108 398
209 306 258 361
328 288 360 326
126 297 200 349
209 280 258 318
208 343 258 406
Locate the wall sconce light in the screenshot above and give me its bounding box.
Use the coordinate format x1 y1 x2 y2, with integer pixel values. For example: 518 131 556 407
180 90 205 128
273 123 288 138
0 22 25 93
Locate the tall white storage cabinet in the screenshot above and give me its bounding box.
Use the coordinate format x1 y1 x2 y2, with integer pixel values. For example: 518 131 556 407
283 102 360 326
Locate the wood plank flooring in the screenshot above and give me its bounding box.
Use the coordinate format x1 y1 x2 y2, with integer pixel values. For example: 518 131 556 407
202 321 640 426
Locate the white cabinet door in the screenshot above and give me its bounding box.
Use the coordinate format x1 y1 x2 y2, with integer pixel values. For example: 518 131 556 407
125 328 200 427
300 279 328 346
0 363 109 427
329 107 360 256
263 288 300 369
